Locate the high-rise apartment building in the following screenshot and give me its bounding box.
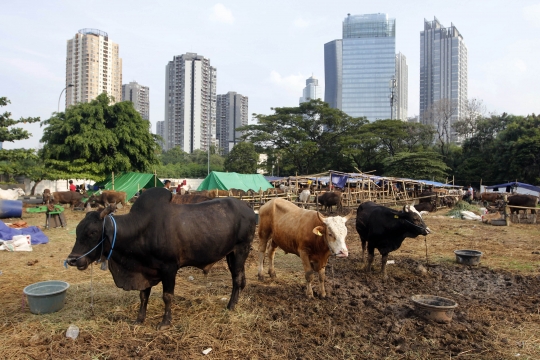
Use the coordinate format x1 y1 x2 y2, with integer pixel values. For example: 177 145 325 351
342 14 396 120
395 52 408 121
324 40 342 110
420 17 468 138
299 76 321 104
65 29 122 107
216 92 248 155
164 53 217 152
156 121 165 149
122 81 149 120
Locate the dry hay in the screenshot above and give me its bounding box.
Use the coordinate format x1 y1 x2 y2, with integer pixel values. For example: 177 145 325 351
0 204 539 359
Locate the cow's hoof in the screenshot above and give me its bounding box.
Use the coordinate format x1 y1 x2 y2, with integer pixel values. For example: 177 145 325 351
257 274 265 282
269 270 276 278
156 322 171 330
133 318 144 325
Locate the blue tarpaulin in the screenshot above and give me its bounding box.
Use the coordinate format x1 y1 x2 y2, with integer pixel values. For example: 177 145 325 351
485 182 540 193
417 180 462 188
0 221 49 245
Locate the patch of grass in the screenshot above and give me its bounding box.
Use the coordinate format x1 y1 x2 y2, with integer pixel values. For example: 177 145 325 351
446 200 482 218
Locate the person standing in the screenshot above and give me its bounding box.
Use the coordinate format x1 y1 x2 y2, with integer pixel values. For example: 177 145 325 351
163 180 171 191
467 184 474 203
69 180 76 192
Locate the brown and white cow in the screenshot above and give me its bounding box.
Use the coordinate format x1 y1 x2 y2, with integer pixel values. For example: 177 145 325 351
257 198 352 298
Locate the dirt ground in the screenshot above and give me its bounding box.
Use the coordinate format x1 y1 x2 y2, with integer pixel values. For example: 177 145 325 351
1 204 539 359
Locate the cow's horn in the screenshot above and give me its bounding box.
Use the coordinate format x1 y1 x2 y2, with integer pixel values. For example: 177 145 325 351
344 210 354 221
99 204 116 219
317 211 326 222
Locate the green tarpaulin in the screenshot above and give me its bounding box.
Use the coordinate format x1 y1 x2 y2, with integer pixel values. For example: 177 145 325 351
197 171 273 192
93 172 164 201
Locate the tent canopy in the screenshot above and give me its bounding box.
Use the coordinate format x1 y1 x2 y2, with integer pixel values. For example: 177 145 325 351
197 172 273 192
93 172 164 201
485 181 540 193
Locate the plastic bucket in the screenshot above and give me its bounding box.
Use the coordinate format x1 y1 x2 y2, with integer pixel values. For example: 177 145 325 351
0 200 23 218
23 280 70 314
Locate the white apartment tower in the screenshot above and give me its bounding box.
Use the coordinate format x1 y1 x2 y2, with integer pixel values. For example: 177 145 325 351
299 76 321 104
395 52 408 121
216 92 249 155
65 29 122 107
122 81 149 120
164 53 217 152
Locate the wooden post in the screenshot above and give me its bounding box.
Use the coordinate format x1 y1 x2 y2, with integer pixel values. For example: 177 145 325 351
154 170 157 187
480 178 483 193
112 172 115 190
503 194 510 226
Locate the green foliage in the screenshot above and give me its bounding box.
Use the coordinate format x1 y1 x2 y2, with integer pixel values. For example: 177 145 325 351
224 141 259 174
40 94 159 181
0 97 40 175
383 151 450 182
154 146 224 178
239 99 367 175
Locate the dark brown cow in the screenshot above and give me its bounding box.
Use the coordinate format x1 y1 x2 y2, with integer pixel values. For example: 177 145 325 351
46 191 86 208
481 192 503 204
508 194 539 215
316 191 342 213
258 198 352 298
414 202 436 212
171 194 212 204
88 190 127 207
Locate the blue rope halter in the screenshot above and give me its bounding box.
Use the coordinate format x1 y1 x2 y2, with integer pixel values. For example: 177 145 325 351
64 214 118 268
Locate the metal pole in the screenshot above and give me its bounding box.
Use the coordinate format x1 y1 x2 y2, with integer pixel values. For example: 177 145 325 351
58 84 74 113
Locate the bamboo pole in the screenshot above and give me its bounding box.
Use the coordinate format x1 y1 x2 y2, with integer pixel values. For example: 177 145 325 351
112 172 115 190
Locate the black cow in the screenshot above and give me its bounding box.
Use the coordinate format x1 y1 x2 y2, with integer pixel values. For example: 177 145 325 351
316 191 342 213
414 202 436 212
66 187 256 330
355 202 430 280
508 194 539 215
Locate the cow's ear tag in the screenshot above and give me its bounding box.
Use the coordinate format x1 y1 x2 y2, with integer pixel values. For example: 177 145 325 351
313 227 324 236
394 215 399 219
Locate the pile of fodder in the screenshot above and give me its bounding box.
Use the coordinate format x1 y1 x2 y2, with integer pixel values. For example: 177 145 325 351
446 200 481 218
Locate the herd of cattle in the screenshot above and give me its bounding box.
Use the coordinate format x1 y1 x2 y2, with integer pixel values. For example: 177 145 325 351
64 187 435 329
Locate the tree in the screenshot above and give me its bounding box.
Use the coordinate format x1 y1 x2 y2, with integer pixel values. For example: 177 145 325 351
383 152 451 182
224 141 259 174
238 99 367 175
0 97 41 178
453 98 486 140
423 98 457 157
40 94 159 180
155 146 225 178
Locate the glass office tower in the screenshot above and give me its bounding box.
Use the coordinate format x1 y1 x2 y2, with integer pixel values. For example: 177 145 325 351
342 14 396 120
324 39 342 110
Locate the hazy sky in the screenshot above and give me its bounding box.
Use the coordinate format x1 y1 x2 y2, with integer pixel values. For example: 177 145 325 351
1 0 539 150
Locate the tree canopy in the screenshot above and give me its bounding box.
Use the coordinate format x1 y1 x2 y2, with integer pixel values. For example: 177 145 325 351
384 151 451 182
224 141 259 174
239 99 367 175
154 146 224 178
0 97 40 176
40 93 159 180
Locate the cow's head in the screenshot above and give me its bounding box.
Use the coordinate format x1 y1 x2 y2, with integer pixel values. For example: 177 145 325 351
312 211 353 258
66 205 116 270
401 204 431 236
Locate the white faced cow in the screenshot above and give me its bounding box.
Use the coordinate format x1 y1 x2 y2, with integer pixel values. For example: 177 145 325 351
258 198 352 298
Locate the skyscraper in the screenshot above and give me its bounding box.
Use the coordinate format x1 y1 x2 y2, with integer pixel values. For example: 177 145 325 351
420 17 468 135
164 53 217 152
156 121 165 149
395 52 408 121
122 81 149 121
65 29 122 107
324 39 342 110
299 76 321 104
216 92 249 155
341 14 396 120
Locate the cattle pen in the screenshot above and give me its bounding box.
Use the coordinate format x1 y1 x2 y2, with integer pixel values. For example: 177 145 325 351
199 170 464 214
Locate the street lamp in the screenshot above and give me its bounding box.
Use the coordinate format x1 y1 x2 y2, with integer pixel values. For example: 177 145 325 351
58 83 74 113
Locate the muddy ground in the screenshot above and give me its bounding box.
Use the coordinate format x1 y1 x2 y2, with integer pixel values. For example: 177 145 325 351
1 205 539 359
